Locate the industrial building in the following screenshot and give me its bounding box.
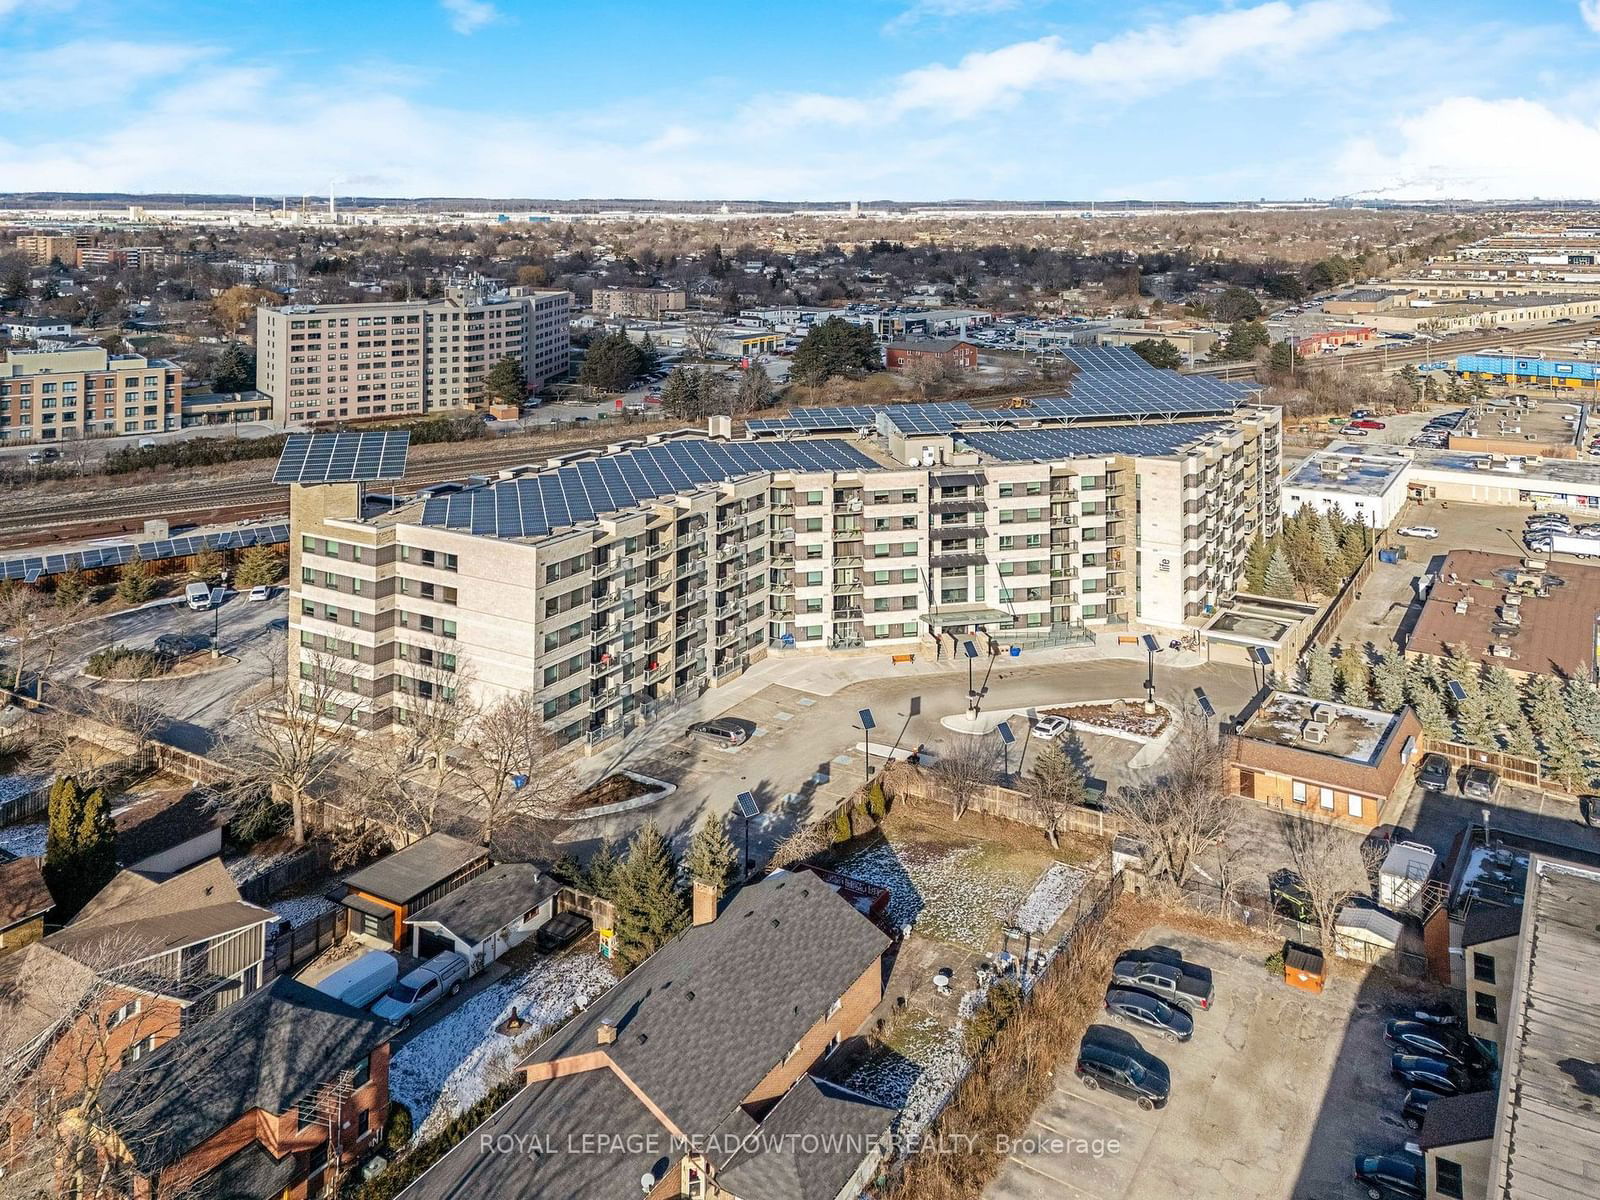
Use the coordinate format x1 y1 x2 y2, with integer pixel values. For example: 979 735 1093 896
1453 352 1600 389
1281 450 1410 530
280 360 1280 748
255 280 571 423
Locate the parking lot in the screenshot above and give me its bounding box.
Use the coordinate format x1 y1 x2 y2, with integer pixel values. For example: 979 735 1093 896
985 927 1437 1200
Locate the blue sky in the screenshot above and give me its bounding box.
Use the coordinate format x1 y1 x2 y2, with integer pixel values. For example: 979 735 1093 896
4 0 1600 200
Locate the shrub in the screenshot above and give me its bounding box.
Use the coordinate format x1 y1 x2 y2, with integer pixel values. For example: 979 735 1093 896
115 560 155 605
963 979 1024 1055
349 1080 522 1200
1263 949 1286 976
831 805 853 844
86 645 167 679
104 435 288 475
381 1102 412 1154
865 779 888 821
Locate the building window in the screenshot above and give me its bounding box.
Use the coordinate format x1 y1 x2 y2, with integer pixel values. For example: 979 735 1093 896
1474 990 1497 1025
1472 951 1496 984
106 998 142 1029
1291 781 1307 805
121 1035 157 1067
1435 1157 1464 1199
1346 794 1362 819
1318 787 1334 811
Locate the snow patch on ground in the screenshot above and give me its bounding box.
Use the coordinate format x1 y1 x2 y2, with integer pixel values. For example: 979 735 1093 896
225 847 304 885
833 841 1028 950
1014 862 1089 934
0 772 47 807
0 821 45 858
846 1010 970 1140
389 952 618 1138
270 893 340 928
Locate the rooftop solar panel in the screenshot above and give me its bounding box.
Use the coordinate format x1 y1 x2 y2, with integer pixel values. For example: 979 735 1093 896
958 421 1231 462
273 431 411 484
1054 345 1156 372
0 522 290 582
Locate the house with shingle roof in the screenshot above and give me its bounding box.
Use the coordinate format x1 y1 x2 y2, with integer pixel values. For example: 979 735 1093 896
0 849 51 958
398 871 895 1200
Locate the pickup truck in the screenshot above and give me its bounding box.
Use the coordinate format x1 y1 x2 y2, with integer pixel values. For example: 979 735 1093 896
1111 956 1214 1013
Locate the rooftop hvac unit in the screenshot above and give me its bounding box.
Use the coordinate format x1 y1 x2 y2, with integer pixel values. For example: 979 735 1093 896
1311 704 1335 724
1489 643 1514 658
1499 608 1521 625
1454 598 1471 614
1504 592 1522 607
1302 721 1329 745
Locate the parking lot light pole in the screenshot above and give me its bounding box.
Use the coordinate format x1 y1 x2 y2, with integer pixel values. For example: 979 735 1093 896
1141 634 1159 715
857 708 876 783
963 639 980 717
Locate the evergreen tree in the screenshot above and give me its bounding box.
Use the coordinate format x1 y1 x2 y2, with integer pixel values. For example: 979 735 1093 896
213 341 257 393
1527 676 1570 755
1302 642 1337 700
53 567 89 609
1484 667 1525 731
115 559 154 605
683 815 738 898
1371 653 1408 712
1262 546 1295 598
75 785 118 894
790 317 880 386
190 547 224 582
1267 340 1295 375
234 545 286 588
578 330 646 392
582 839 620 899
1243 535 1271 593
609 822 687 971
1338 650 1372 707
1409 684 1452 740
483 355 526 406
42 777 116 918
635 333 661 375
660 366 726 419
1338 523 1370 576
1455 686 1498 750
1128 338 1182 370
1563 678 1600 749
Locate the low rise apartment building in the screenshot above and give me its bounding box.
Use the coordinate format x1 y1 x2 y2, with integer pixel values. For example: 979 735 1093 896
282 372 1279 748
0 345 182 440
14 233 93 265
591 285 686 319
256 280 571 423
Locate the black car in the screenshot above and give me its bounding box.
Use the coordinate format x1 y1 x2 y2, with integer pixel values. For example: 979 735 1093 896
1104 987 1194 1042
1417 754 1451 792
154 632 210 658
1385 1021 1478 1069
1391 1054 1466 1096
533 911 592 953
1353 1151 1425 1199
1401 1088 1435 1131
1075 1035 1170 1111
687 718 751 747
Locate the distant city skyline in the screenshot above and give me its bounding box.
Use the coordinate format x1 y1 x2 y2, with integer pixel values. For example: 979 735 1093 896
4 0 1598 202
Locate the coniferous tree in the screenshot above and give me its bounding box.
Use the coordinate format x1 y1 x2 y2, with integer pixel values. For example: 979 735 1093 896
791 317 880 385
582 839 620 899
116 559 154 605
609 822 687 971
483 355 526 406
1263 547 1295 599
43 777 116 918
1302 642 1337 700
1339 650 1372 707
1370 653 1408 713
1243 535 1271 593
684 815 738 898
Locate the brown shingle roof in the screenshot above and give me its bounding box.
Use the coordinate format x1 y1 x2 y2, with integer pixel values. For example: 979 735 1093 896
114 789 222 868
0 853 51 928
1406 549 1600 678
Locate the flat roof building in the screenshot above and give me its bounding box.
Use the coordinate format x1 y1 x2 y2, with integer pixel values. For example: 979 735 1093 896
256 280 570 424
1283 449 1410 530
590 286 686 320
1405 549 1600 681
0 345 182 441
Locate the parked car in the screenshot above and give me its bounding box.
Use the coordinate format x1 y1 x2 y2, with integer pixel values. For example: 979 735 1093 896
1384 1021 1480 1069
1390 1054 1467 1097
1031 714 1070 740
1461 765 1499 801
154 632 210 658
1396 525 1439 539
1111 956 1213 1012
1400 1088 1435 1132
1353 1150 1425 1199
248 585 272 602
1418 754 1452 792
371 951 469 1029
1344 427 1370 437
1104 987 1193 1042
687 718 751 747
1350 419 1387 430
1075 1034 1170 1110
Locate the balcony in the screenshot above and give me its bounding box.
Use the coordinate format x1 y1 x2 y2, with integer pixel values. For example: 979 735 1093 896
833 554 863 568
832 499 863 514
643 602 669 621
834 577 864 594
645 541 670 559
932 524 986 541
586 722 624 746
716 517 741 534
832 605 864 619
930 497 987 514
645 662 670 683
644 572 671 592
715 659 745 680
769 502 795 514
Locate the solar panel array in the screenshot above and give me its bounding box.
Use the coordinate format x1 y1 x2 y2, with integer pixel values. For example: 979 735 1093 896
746 371 1253 436
1053 345 1156 372
419 439 879 539
0 523 289 582
273 431 411 484
959 421 1232 462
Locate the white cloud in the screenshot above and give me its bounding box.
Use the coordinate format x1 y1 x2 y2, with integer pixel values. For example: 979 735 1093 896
0 39 213 112
1334 96 1600 199
1581 0 1600 34
440 0 499 35
885 0 1025 34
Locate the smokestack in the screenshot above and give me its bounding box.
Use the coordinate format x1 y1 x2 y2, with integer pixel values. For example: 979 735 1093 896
596 1021 617 1046
329 181 336 220
692 881 719 927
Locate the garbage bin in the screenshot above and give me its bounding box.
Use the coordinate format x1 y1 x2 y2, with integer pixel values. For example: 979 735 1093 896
1009 645 1021 657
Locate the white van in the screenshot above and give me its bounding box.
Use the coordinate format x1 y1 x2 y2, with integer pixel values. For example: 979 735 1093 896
315 950 399 1009
184 582 213 611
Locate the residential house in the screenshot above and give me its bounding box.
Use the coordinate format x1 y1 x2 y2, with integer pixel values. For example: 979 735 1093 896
1227 691 1423 830
1415 1091 1496 1200
398 872 894 1200
0 850 51 958
341 833 490 949
94 977 393 1200
0 859 274 1171
405 863 561 973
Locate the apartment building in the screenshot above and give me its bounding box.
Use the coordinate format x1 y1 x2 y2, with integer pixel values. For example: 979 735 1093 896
14 233 93 266
0 345 182 440
590 285 687 319
282 385 1279 750
256 280 571 423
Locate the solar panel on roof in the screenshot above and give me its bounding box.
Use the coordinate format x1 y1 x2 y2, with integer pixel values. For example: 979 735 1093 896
959 421 1229 462
272 431 411 484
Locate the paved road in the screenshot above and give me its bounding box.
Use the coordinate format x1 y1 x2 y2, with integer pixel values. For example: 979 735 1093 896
559 653 1260 861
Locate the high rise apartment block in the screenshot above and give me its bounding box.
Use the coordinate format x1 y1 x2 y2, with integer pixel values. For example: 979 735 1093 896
283 365 1279 751
0 346 182 440
256 282 571 423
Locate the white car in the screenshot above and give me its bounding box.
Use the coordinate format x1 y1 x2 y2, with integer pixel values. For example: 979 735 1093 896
1031 715 1071 740
248 585 272 602
1397 526 1439 539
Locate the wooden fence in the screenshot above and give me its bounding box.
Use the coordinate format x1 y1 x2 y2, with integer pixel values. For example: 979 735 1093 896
236 842 335 906
1422 736 1542 791
263 906 348 981
883 763 1120 839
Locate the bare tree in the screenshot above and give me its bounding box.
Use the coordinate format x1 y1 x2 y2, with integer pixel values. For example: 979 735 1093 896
903 354 964 400
87 683 171 771
459 693 576 852
933 734 999 822
681 309 721 361
1277 816 1381 952
220 641 366 845
1107 714 1239 894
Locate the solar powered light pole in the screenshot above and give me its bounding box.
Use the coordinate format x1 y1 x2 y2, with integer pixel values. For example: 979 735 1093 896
996 719 1015 779
1249 645 1273 692
736 790 760 882
963 639 980 717
1141 634 1160 714
212 569 229 660
857 708 876 784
